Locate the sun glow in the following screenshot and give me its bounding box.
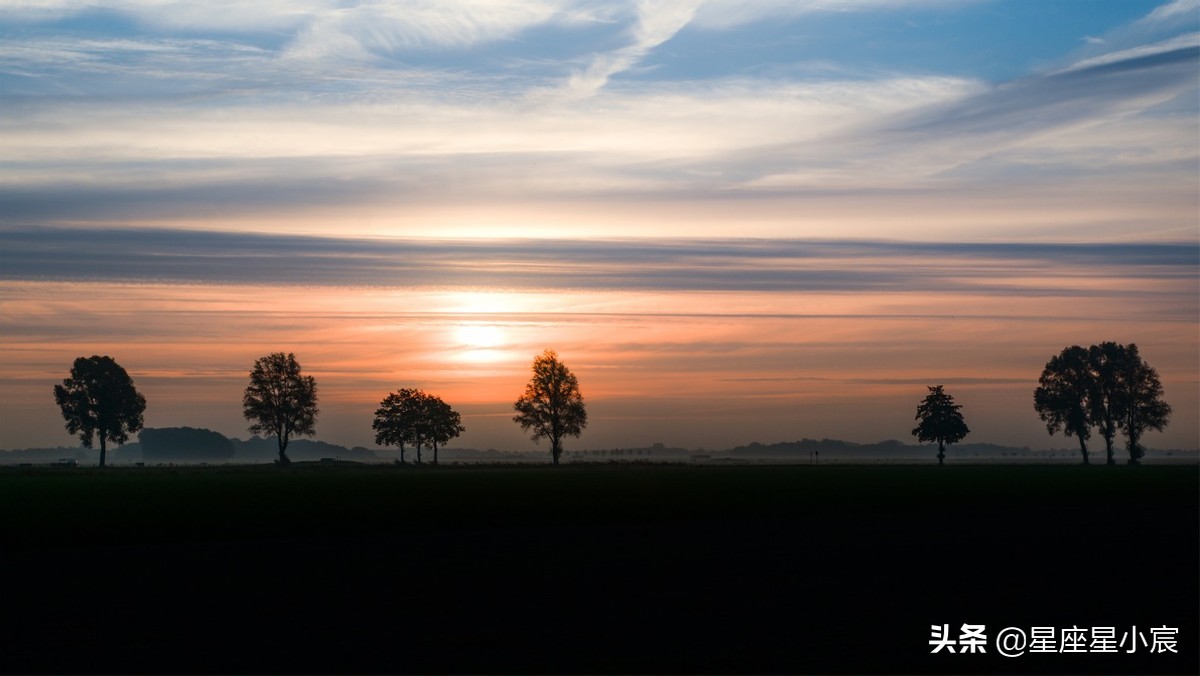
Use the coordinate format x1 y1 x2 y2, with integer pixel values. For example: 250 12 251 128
456 323 504 349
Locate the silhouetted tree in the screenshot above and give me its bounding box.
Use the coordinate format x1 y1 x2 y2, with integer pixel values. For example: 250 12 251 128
912 385 969 465
1088 342 1127 465
373 388 420 463
242 352 318 465
425 395 465 464
513 349 587 465
1033 345 1096 464
53 355 146 468
373 389 464 464
1115 343 1171 464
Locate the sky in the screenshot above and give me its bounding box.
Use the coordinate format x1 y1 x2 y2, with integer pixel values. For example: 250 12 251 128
1 0 1197 454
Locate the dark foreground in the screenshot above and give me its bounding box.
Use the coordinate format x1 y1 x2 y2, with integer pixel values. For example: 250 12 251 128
1 463 1196 674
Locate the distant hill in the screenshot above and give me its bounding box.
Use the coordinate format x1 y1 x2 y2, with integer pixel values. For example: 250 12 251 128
229 436 377 462
141 427 234 462
1 429 377 465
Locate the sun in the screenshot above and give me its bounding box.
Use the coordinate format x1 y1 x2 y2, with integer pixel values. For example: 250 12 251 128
456 323 505 349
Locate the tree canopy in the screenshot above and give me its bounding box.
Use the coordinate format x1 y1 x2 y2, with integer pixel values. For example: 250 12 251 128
1114 343 1171 464
242 352 318 465
372 388 464 463
911 385 969 465
1034 345 1096 464
53 355 147 468
1088 341 1127 465
1033 342 1172 465
513 349 587 465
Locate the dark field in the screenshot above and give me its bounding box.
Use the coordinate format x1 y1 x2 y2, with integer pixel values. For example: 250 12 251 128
1 463 1196 674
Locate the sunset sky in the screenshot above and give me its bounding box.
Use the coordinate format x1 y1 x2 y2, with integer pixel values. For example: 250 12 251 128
2 0 1197 453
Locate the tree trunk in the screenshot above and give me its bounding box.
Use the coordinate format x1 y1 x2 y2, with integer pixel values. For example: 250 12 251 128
1077 437 1089 465
1126 429 1142 465
277 435 290 465
1102 431 1115 465
936 440 945 465
433 440 439 465
99 436 107 469
551 436 561 465
416 444 422 464
399 445 406 464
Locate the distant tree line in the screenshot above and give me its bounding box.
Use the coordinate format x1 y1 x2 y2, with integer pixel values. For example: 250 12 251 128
52 342 1170 468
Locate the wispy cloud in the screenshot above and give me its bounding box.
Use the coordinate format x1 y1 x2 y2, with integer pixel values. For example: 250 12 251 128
1056 32 1200 73
559 0 698 99
2 226 1195 304
1140 0 1200 25
1 1 1194 241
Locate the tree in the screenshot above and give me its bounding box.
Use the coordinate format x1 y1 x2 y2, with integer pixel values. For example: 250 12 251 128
911 385 969 465
373 389 464 464
242 352 318 465
373 388 420 463
53 355 147 468
1088 342 1127 465
1115 343 1171 464
513 349 587 465
1033 345 1096 464
424 395 465 465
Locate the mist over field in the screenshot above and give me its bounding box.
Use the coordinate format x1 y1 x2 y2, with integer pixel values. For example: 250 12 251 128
4 429 1196 467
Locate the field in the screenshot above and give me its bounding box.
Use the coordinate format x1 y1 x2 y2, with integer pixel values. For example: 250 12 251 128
1 463 1196 674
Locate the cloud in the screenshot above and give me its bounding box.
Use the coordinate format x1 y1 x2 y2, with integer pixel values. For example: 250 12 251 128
1057 32 1200 73
283 1 581 62
1141 0 1200 25
558 0 699 99
555 0 979 98
2 226 1195 301
734 37 1199 190
0 0 1195 243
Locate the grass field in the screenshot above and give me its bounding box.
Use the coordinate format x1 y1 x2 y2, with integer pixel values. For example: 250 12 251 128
1 463 1196 674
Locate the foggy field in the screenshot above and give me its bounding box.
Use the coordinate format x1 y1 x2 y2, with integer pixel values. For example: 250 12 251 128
1 463 1196 674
